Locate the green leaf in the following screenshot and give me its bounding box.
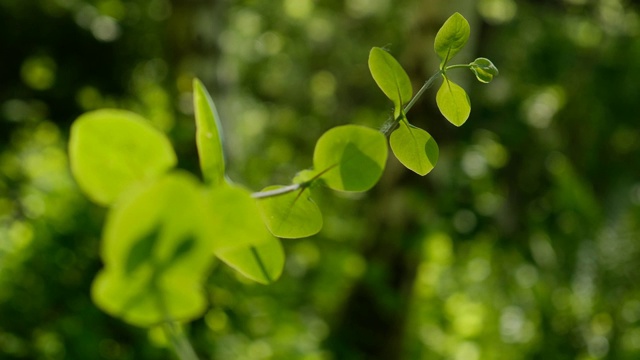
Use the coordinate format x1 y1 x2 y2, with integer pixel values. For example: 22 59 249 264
69 109 176 206
436 76 471 127
434 12 470 67
390 118 439 176
257 186 322 239
193 78 226 187
216 239 285 285
92 172 215 327
205 184 273 251
368 47 413 116
313 125 387 192
470 57 499 83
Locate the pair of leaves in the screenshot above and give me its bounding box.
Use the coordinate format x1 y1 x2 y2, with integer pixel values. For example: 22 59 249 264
432 13 497 126
434 12 472 127
368 47 439 176
256 124 387 239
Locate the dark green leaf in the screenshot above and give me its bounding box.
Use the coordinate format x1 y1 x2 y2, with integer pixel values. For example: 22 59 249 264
470 57 499 83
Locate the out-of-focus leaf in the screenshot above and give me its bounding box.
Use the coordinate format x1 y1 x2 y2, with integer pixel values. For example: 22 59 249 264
368 47 413 117
216 238 285 285
436 76 471 127
313 125 387 192
69 109 176 206
390 118 439 176
193 78 226 187
92 172 214 327
434 12 470 67
206 184 273 251
257 186 322 239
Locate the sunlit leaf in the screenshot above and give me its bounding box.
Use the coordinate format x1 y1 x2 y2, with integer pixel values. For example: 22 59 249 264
193 78 226 187
257 186 322 239
390 118 439 176
434 12 470 67
69 109 176 206
470 57 499 83
436 76 471 127
313 125 387 192
368 47 413 116
206 184 273 251
216 238 285 285
92 172 215 327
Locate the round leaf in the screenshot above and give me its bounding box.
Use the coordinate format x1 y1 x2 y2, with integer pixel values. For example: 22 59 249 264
390 119 439 176
257 186 322 239
436 77 471 127
93 172 215 327
368 47 413 113
69 109 176 206
313 125 387 192
434 12 470 67
216 239 285 285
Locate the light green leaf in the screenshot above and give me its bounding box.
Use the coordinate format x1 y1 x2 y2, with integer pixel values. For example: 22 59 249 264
92 172 215 327
390 118 439 176
205 184 273 251
434 12 470 67
257 186 322 239
470 57 499 83
216 239 285 285
368 47 413 116
313 125 387 192
193 78 225 187
436 76 471 127
69 109 176 206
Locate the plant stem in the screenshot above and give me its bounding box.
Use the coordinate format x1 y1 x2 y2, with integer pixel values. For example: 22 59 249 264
445 64 471 71
163 322 200 360
251 183 301 199
380 70 442 136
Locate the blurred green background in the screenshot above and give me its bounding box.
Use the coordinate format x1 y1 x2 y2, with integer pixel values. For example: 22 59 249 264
2 0 640 359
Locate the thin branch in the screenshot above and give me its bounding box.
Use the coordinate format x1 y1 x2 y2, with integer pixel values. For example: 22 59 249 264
251 184 301 199
380 70 443 136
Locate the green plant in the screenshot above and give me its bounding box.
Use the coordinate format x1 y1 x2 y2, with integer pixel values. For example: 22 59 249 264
67 12 497 359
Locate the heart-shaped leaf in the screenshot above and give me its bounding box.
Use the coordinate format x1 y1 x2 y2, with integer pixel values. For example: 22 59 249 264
69 109 176 206
368 47 413 117
434 12 470 68
313 125 387 192
257 186 322 239
92 172 215 327
390 118 439 176
193 78 226 187
436 76 471 127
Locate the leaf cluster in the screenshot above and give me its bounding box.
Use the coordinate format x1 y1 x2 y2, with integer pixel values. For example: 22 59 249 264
67 12 498 336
